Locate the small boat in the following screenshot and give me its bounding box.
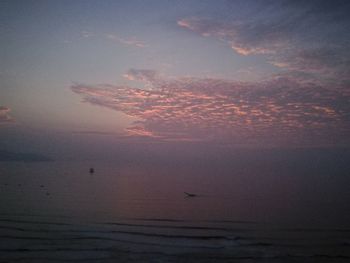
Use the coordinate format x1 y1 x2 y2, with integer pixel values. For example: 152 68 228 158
89 168 94 174
184 192 197 197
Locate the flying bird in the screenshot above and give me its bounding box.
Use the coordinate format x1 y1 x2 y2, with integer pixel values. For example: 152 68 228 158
184 192 197 197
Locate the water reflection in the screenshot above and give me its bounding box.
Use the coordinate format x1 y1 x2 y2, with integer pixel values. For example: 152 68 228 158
1 150 349 227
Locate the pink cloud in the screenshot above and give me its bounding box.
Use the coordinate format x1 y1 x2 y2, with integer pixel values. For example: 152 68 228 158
0 106 13 124
106 34 146 48
177 17 350 82
177 17 287 56
71 70 350 146
125 126 160 138
123 68 158 82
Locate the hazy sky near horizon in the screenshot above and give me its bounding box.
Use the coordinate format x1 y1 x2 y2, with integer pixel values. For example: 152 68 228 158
1 0 350 155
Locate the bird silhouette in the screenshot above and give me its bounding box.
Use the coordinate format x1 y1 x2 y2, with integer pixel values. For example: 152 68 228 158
184 192 197 197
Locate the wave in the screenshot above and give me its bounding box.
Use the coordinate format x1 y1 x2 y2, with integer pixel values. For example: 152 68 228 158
102 221 248 233
0 218 73 226
129 217 256 224
1 213 350 262
0 234 225 250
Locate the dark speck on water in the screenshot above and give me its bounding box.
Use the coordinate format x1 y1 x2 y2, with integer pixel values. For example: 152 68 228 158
184 192 197 197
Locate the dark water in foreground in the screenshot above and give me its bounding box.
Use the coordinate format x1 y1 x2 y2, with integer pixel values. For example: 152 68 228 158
1 151 350 262
0 215 349 262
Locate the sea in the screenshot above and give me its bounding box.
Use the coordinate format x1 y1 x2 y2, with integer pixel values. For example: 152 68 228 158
1 149 350 262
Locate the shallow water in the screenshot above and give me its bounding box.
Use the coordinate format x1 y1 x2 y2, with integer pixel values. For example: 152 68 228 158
1 153 350 262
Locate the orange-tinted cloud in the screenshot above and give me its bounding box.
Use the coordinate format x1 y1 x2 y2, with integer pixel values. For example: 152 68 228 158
71 70 350 146
177 17 287 56
177 9 350 83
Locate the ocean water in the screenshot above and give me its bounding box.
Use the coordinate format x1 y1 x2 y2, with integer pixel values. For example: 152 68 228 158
1 151 350 262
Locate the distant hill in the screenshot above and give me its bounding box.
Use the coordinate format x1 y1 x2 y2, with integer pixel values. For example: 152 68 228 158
0 150 53 162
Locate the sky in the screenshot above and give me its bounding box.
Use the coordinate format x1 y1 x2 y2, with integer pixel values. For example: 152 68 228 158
1 0 350 159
